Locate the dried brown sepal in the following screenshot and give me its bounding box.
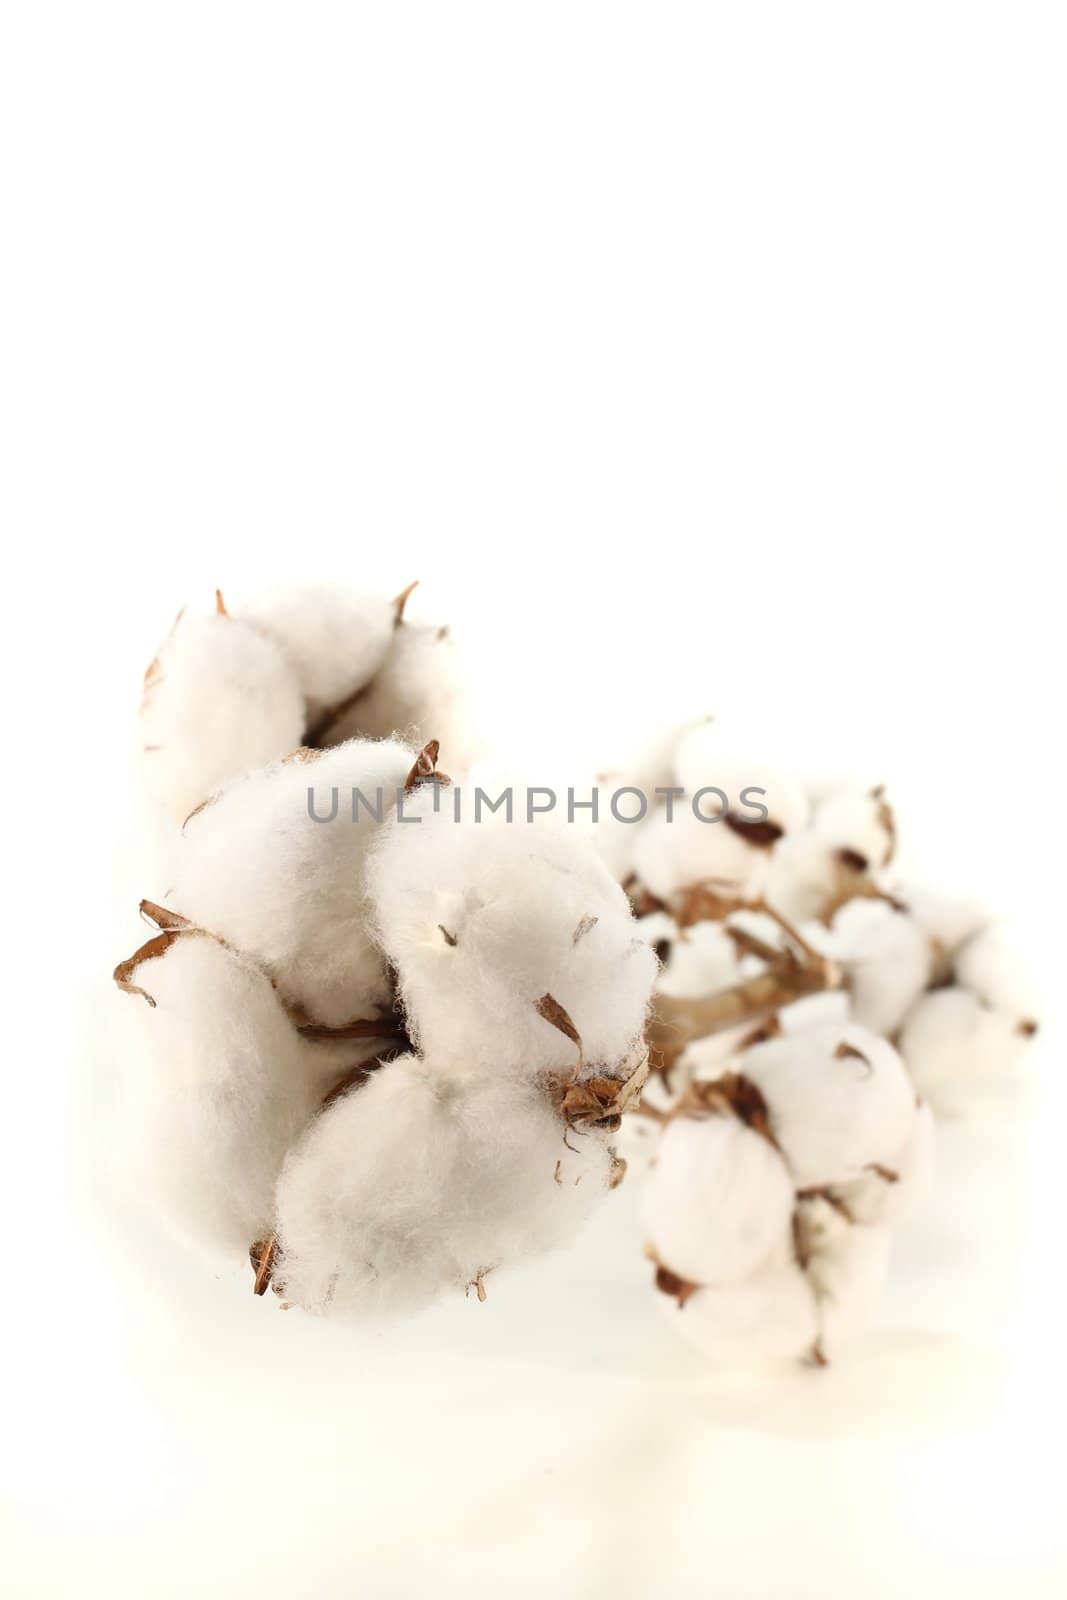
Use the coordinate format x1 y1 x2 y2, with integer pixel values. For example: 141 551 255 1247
1018 1018 1040 1038
810 1342 829 1368
319 1055 394 1109
140 607 184 707
535 993 585 1073
871 785 897 866
139 899 192 932
438 925 458 947
739 1014 782 1049
215 588 229 617
113 928 211 1006
724 924 783 965
393 579 419 622
250 1236 278 1296
465 1271 489 1303
623 877 668 918
796 1186 855 1224
865 1163 899 1184
572 914 599 945
723 813 784 849
690 1072 778 1149
608 1149 627 1189
181 793 219 832
404 739 450 794
654 1262 700 1308
834 1039 872 1076
555 1048 650 1133
297 1016 406 1042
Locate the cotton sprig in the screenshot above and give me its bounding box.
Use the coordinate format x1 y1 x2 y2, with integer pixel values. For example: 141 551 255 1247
139 580 472 825
597 716 1038 1364
115 722 656 1319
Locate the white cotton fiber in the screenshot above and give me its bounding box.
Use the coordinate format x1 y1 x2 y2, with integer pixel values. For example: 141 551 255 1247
953 923 1039 1023
632 803 774 904
651 919 747 999
118 934 329 1257
740 1022 917 1188
796 1196 893 1355
322 617 472 763
140 608 305 824
812 784 896 869
763 829 844 924
170 738 413 1025
834 1101 935 1226
672 723 809 836
366 791 656 1079
239 584 395 725
641 1113 795 1287
827 898 933 1036
272 1057 612 1320
658 1256 819 1365
897 987 1032 1111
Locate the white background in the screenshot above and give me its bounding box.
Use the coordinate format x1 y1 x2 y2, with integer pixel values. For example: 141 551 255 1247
2 5 1065 1596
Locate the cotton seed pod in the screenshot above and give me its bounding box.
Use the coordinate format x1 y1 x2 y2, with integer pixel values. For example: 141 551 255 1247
321 616 472 761
271 1057 614 1321
832 1100 935 1226
116 934 335 1257
672 723 810 838
366 789 656 1080
898 884 988 969
646 917 748 999
897 987 1032 1112
812 783 897 871
641 1110 795 1288
740 1021 917 1189
170 738 413 1026
827 898 933 1036
238 583 395 726
795 1195 893 1356
655 1254 819 1366
140 605 305 824
632 803 776 906
953 923 1039 1026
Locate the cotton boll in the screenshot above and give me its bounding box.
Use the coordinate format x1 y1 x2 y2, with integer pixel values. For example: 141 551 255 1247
323 618 475 765
897 987 1032 1112
238 584 395 725
140 608 305 824
272 1059 611 1320
657 1256 818 1366
828 898 933 1035
900 884 988 965
672 724 809 838
117 935 329 1258
834 1101 935 1226
170 738 413 1026
632 803 774 905
764 830 843 924
812 784 896 870
654 920 747 999
796 1196 893 1355
740 1022 917 1188
641 1114 795 1288
954 923 1039 1025
367 793 656 1079
777 988 852 1034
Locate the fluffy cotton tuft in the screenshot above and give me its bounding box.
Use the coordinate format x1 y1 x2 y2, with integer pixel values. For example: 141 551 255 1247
641 1112 795 1287
657 1255 819 1366
738 1021 917 1189
170 738 413 1025
140 608 305 824
367 788 655 1079
117 935 336 1256
272 1057 613 1320
238 584 395 724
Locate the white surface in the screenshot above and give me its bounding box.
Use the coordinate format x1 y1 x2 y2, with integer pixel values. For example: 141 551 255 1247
3 5 1065 1595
